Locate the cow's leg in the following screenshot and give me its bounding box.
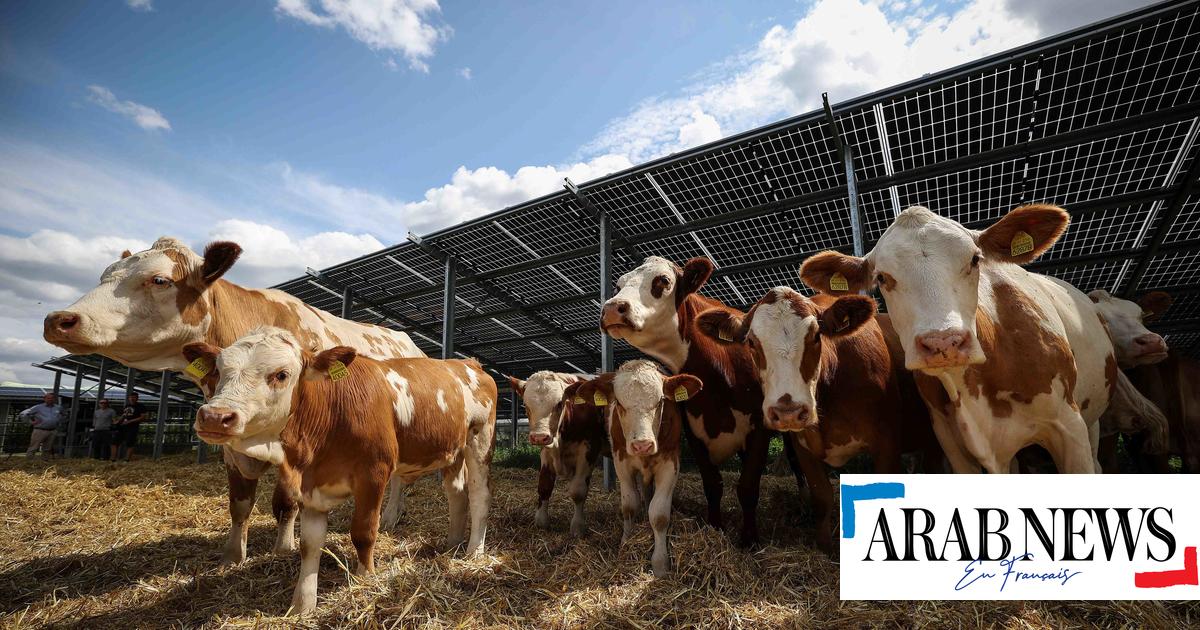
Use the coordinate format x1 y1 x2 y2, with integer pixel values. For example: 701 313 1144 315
568 453 591 536
290 507 328 615
871 441 902 474
223 463 258 566
351 475 386 577
1097 434 1120 473
1086 417 1102 474
649 463 678 578
684 423 723 529
272 476 299 553
380 476 411 531
441 454 469 549
790 433 834 553
735 426 771 548
929 410 981 473
781 435 810 499
1046 413 1097 474
615 461 639 544
535 448 556 529
463 424 494 557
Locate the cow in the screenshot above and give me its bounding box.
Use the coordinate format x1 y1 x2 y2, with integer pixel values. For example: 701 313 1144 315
599 256 807 547
800 204 1143 474
573 360 700 577
42 237 425 565
184 327 496 614
508 372 608 535
694 287 943 551
1090 290 1199 473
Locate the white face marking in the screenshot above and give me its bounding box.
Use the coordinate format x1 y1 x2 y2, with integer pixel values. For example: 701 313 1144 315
749 288 821 423
51 239 208 369
604 257 689 371
386 371 415 427
521 371 582 443
199 327 304 448
612 360 667 453
1089 291 1167 367
870 207 986 369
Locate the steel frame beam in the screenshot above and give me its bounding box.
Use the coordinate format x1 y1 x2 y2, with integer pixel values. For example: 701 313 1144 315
442 257 457 359
824 92 865 256
598 200 616 491
65 370 83 457
1120 143 1200 298
153 372 171 459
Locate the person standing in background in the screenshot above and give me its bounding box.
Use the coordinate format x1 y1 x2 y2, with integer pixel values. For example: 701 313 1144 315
115 392 147 462
20 393 63 459
91 398 116 460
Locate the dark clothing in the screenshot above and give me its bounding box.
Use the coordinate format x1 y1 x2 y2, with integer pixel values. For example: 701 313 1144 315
117 402 147 451
92 429 112 459
118 423 141 449
120 402 147 427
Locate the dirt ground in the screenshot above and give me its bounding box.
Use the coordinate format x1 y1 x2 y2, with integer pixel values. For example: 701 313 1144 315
0 455 1195 629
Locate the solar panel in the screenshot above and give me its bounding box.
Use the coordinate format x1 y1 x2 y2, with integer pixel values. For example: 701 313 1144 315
260 0 1200 378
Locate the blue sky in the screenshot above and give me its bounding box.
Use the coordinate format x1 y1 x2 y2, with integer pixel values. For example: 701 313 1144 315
0 0 1150 383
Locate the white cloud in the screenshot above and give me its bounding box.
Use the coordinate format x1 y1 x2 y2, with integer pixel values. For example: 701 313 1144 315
207 219 384 287
276 0 451 72
457 67 472 80
399 153 633 233
581 0 1144 164
86 85 171 131
126 0 153 11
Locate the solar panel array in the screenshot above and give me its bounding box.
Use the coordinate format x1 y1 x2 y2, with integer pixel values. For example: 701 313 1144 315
274 0 1200 382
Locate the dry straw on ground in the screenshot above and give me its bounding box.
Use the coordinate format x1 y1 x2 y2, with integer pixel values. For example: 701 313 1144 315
0 455 1195 629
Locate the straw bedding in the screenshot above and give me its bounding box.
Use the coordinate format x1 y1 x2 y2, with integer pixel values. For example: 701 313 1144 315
0 455 1195 629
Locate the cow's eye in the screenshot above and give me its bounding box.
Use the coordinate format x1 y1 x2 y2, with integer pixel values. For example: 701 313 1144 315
151 276 173 287
875 273 886 287
970 253 981 268
272 371 289 383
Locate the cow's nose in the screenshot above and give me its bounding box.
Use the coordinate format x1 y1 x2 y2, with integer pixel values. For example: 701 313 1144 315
767 404 810 431
196 406 238 434
45 311 80 335
600 301 633 330
630 439 656 455
1134 333 1167 352
915 329 973 366
529 432 551 446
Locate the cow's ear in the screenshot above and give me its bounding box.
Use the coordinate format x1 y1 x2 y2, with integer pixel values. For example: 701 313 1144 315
977 204 1068 264
677 258 715 299
507 375 526 396
1088 289 1111 304
1138 291 1173 321
663 374 703 401
182 342 220 364
800 251 872 295
574 373 615 408
310 346 357 381
562 381 584 404
120 249 133 259
818 295 876 337
695 309 745 345
200 241 243 285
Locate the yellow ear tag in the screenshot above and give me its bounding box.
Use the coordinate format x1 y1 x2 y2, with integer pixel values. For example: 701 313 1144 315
673 386 690 402
1010 231 1034 256
184 357 212 379
573 395 585 404
327 360 349 382
593 391 608 406
829 273 849 292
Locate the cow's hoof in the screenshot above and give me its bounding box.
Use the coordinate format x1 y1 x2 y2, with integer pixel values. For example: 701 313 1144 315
535 509 549 529
220 550 246 566
289 593 316 616
651 558 670 578
274 537 297 554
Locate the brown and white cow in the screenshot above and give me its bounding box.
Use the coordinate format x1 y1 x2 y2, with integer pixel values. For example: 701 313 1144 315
1091 291 1200 472
574 360 700 577
600 256 806 547
508 372 609 535
185 327 496 614
42 238 425 565
695 287 943 551
801 204 1124 474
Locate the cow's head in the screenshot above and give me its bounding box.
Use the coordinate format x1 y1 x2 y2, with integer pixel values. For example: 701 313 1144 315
801 204 1069 372
44 238 242 370
1089 290 1171 367
575 360 701 457
508 371 589 447
189 327 353 446
695 288 875 431
600 257 714 365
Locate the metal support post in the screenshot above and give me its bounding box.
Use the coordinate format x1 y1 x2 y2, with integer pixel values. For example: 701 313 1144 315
442 257 457 359
153 372 171 459
510 389 519 449
65 370 83 457
823 92 864 256
599 209 616 491
96 358 109 403
341 286 353 319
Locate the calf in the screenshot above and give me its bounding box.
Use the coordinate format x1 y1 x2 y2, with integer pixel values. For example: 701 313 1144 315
574 360 701 577
43 238 425 565
600 256 806 547
802 204 1133 473
186 327 496 614
695 287 942 551
508 372 609 534
1091 291 1200 472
